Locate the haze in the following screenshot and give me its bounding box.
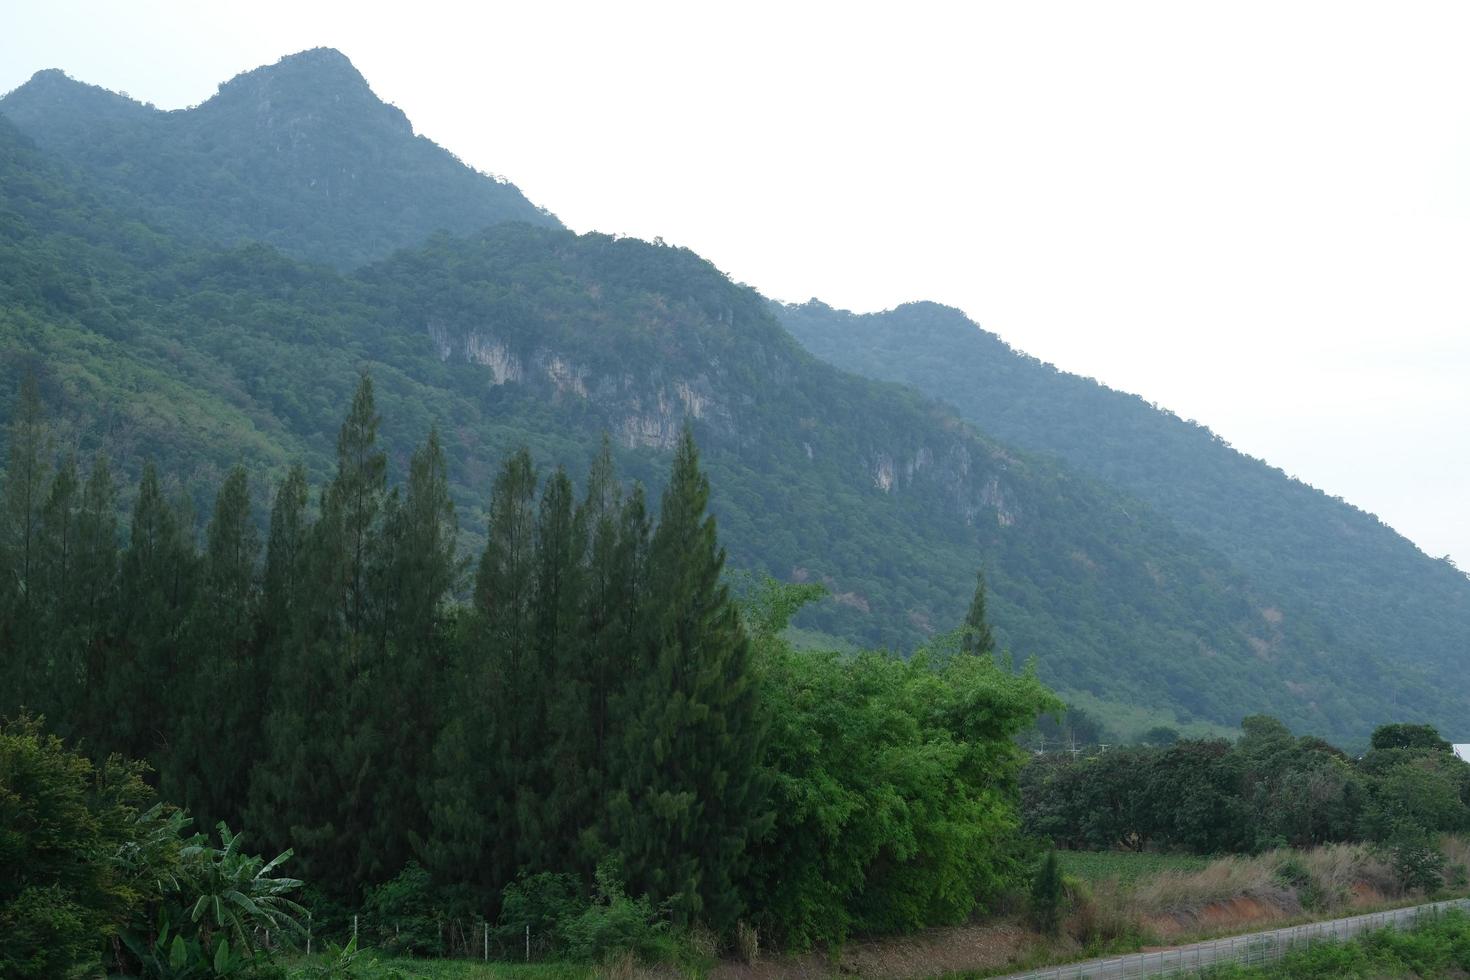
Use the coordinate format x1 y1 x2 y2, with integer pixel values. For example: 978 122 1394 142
6 0 1468 565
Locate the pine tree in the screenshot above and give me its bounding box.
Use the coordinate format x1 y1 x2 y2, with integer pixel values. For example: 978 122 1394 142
333 372 388 637
611 426 768 930
251 374 390 892
34 455 79 722
527 467 579 872
167 466 259 828
424 448 538 896
68 456 119 748
260 464 309 653
546 440 636 871
0 373 51 713
247 466 322 864
962 570 997 656
111 462 196 765
365 428 459 883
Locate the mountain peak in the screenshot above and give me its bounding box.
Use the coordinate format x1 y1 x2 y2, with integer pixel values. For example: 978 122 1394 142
204 46 410 135
233 46 369 91
0 67 153 135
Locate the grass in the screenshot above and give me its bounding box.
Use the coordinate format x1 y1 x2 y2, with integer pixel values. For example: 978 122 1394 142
1059 688 1239 743
366 959 594 979
281 953 597 979
1061 850 1209 886
1201 907 1470 978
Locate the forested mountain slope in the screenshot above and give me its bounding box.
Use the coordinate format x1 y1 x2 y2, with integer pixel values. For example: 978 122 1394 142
0 52 1455 742
0 48 558 268
778 300 1470 712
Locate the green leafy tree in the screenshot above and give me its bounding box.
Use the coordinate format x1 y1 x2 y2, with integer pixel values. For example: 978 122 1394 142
1371 723 1452 753
748 583 1057 947
0 716 154 980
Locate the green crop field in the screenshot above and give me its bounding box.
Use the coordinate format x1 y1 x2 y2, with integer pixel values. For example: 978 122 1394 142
1060 850 1211 886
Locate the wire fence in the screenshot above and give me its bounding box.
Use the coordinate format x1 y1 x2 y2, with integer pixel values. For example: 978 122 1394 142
1002 897 1470 979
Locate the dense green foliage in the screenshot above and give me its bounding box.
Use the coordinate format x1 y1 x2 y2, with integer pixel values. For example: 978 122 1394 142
743 586 1056 947
778 299 1470 743
1023 718 1470 857
0 717 304 979
0 49 558 269
2 375 1054 956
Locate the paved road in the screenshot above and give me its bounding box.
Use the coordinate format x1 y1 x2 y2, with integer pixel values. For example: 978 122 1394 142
999 897 1470 979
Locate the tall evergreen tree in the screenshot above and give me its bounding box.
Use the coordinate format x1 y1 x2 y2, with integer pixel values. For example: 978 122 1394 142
366 428 459 882
962 570 996 656
67 455 119 748
251 374 390 892
611 426 768 930
110 462 196 766
35 456 80 727
424 448 538 896
247 465 317 862
334 372 388 637
480 448 541 886
545 441 636 871
260 464 309 652
0 373 50 712
167 466 259 828
526 467 579 872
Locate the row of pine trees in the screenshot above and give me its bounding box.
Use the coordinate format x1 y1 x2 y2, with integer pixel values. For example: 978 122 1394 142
0 374 765 929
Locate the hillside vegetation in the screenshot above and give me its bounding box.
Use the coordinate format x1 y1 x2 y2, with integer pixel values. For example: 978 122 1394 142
778 300 1470 741
0 48 559 268
1 49 1461 741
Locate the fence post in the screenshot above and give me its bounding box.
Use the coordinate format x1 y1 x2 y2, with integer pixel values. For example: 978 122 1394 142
353 914 358 947
525 923 530 963
483 919 488 962
307 912 312 956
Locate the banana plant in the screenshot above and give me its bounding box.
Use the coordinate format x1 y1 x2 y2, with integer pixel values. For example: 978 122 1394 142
122 908 246 979
120 818 307 977
180 822 308 956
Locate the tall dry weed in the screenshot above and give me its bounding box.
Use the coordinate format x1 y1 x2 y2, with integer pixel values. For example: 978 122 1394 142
1128 854 1286 915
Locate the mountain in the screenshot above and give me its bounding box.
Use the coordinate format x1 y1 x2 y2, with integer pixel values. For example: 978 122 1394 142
0 50 1456 743
778 300 1470 727
0 48 558 268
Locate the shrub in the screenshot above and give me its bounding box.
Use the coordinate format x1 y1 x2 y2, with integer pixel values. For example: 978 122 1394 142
1029 850 1064 936
120 819 305 978
1383 825 1446 893
1273 855 1324 910
363 862 441 956
559 861 670 964
496 871 582 957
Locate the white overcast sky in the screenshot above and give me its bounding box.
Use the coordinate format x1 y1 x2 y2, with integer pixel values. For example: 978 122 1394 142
5 1 1470 565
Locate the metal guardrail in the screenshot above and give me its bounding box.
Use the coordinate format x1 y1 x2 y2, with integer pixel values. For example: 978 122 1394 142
1000 898 1470 979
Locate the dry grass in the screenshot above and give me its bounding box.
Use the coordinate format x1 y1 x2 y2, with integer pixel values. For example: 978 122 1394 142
1095 841 1408 922
1125 854 1287 915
